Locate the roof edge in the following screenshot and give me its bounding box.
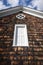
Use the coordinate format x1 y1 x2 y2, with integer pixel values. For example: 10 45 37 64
23 7 43 19
0 6 43 19
0 6 22 18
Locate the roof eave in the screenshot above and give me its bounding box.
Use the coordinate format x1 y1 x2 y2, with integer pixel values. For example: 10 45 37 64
0 6 43 19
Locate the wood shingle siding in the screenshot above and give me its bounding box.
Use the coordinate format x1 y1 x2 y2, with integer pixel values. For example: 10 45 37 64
0 12 43 65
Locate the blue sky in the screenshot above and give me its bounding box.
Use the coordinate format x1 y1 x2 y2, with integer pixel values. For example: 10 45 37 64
0 0 43 11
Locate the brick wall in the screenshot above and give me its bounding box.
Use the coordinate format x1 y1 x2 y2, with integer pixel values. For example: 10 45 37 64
0 12 43 65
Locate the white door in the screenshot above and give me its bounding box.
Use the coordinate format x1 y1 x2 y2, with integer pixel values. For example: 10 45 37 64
13 24 29 46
